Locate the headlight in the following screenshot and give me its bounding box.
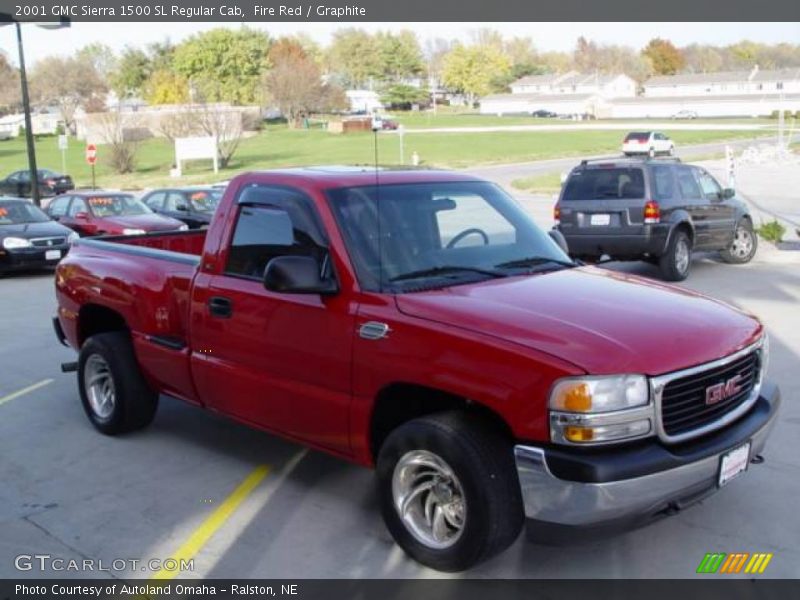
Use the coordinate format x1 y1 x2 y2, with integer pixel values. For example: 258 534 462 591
549 375 653 445
177 224 189 231
2 237 32 249
67 232 79 246
122 228 146 236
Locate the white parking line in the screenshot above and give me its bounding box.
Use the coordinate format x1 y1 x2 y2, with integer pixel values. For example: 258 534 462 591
0 379 53 407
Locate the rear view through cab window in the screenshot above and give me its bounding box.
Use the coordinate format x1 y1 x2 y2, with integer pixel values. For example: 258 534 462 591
563 168 645 201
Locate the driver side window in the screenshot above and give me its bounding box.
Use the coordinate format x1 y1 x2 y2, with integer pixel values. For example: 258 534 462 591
695 169 722 200
435 193 517 248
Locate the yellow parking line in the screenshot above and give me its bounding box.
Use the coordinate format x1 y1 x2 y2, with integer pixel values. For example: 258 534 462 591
0 379 53 407
151 464 270 580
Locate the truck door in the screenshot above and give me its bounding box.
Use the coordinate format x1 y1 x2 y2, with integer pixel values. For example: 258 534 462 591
694 167 736 248
190 184 355 456
675 165 713 249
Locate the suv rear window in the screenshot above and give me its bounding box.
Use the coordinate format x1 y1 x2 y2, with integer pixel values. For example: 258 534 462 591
562 168 646 200
625 132 650 142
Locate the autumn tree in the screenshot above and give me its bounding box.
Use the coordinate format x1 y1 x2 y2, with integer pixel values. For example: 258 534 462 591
642 38 685 75
442 43 511 106
144 70 190 105
326 29 383 88
30 55 106 133
172 28 270 104
0 52 21 114
264 41 346 126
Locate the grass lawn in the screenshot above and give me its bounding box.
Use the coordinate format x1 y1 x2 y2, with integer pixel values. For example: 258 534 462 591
0 126 772 190
511 172 564 194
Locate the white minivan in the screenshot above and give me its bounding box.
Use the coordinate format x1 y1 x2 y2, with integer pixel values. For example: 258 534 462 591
622 131 675 157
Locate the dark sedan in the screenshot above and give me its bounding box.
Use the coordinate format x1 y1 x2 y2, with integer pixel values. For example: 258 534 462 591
141 187 223 229
0 198 77 276
0 169 75 199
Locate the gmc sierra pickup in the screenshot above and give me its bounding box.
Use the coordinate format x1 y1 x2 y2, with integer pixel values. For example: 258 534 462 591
54 167 780 572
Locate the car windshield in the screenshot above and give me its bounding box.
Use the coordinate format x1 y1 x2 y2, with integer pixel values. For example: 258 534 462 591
327 181 572 292
0 201 51 224
562 167 646 200
187 189 222 212
86 195 151 217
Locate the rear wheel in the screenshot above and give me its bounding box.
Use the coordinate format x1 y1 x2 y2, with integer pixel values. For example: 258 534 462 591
78 331 158 435
376 411 524 572
659 229 692 281
720 219 757 264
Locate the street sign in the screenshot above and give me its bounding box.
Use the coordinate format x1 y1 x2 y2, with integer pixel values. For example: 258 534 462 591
85 143 97 165
58 135 68 151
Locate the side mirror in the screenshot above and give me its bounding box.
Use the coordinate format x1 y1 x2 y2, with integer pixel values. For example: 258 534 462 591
263 255 338 295
74 212 89 220
548 229 569 255
721 188 735 200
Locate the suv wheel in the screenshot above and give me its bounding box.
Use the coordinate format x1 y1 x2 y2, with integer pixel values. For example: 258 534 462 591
376 411 524 572
720 219 757 264
668 145 675 156
648 147 656 158
659 229 692 281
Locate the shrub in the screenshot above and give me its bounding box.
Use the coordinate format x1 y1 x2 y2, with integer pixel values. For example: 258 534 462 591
756 220 786 243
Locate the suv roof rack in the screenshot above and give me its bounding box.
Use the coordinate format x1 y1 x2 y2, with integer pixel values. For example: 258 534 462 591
579 155 682 166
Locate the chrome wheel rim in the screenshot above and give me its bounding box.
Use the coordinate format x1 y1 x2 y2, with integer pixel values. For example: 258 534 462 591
392 450 466 549
675 239 690 274
731 226 753 259
84 355 115 419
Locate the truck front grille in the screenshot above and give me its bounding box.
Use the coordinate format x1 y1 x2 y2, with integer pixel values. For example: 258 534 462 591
660 350 760 439
30 237 67 247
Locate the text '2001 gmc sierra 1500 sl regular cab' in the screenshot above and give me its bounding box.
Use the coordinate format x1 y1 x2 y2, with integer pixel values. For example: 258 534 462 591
53 167 780 572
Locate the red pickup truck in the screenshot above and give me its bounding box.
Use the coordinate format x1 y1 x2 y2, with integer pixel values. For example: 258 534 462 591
54 167 779 572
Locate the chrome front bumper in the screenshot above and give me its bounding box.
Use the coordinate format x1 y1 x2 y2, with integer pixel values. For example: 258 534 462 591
514 383 780 529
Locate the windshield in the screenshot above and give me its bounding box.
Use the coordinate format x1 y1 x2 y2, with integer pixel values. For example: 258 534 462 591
86 195 151 217
327 181 571 292
563 167 645 200
0 201 51 225
188 189 222 213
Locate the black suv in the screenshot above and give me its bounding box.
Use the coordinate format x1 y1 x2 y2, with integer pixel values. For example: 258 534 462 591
554 157 757 281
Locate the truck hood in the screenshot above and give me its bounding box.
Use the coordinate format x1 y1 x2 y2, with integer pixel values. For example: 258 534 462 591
101 214 184 232
0 220 73 238
395 267 762 376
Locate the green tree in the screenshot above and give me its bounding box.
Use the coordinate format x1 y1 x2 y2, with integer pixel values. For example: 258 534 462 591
442 44 511 106
375 31 425 81
642 38 686 75
172 28 270 104
110 47 151 98
326 28 382 88
380 84 429 109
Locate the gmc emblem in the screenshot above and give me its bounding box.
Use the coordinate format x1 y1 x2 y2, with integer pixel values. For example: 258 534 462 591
706 374 744 406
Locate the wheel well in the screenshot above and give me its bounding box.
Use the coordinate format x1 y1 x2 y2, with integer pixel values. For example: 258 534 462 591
78 304 128 347
674 221 694 245
369 383 513 460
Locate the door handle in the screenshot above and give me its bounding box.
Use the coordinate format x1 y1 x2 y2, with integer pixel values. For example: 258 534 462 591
208 296 233 318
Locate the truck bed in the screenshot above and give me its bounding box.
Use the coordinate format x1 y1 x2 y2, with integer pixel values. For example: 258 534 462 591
82 229 207 262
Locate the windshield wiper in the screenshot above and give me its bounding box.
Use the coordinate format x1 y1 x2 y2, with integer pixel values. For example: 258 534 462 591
494 256 576 270
389 265 508 283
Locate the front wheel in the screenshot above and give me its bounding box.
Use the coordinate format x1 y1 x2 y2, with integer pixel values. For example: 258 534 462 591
720 219 757 264
376 412 524 572
659 229 692 281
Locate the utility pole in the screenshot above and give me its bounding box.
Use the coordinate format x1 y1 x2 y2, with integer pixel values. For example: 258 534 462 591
16 22 40 206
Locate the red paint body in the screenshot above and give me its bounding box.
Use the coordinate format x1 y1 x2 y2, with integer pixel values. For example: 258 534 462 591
55 169 763 466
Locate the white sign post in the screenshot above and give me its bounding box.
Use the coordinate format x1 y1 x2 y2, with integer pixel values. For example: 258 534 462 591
398 125 405 165
175 136 219 176
58 134 68 174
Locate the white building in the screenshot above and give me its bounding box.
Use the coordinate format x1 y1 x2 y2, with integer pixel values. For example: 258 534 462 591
0 110 62 138
643 66 800 98
510 71 637 99
609 94 800 119
345 90 383 114
480 93 607 117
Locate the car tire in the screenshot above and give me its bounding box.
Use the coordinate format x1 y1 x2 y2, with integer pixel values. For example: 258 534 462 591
78 331 158 435
659 229 692 281
720 219 757 264
376 411 524 572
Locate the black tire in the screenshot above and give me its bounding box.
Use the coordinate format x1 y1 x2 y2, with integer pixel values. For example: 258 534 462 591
78 331 158 435
720 218 757 264
376 411 524 572
659 229 692 281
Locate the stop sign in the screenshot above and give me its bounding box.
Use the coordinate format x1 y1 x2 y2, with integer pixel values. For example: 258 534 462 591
85 144 97 165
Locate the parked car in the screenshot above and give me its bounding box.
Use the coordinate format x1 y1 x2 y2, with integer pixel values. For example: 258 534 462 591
46 191 187 237
0 169 74 198
54 167 778 572
141 187 223 229
381 118 399 130
672 110 699 120
0 197 76 276
554 156 757 280
622 131 674 157
531 109 558 118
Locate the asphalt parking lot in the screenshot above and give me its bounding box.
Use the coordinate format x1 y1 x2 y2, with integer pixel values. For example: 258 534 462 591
1 170 799 579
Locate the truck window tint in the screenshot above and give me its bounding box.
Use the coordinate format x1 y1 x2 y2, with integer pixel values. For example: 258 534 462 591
652 166 675 200
225 186 327 280
563 168 645 200
696 170 722 200
676 167 702 199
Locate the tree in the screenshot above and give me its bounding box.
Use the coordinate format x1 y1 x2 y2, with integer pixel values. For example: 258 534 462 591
110 47 151 98
375 31 425 82
326 28 382 88
574 37 599 72
143 70 190 105
172 28 270 105
642 38 685 75
681 44 724 73
96 109 142 173
77 43 116 81
380 84 429 109
0 52 21 114
442 44 511 106
264 43 346 126
30 55 106 133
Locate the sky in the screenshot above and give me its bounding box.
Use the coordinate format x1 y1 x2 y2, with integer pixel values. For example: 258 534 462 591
1 21 799 67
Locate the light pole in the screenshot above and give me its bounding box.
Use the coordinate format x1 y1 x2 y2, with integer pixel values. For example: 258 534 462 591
1 16 70 207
